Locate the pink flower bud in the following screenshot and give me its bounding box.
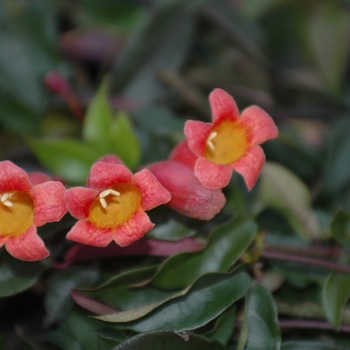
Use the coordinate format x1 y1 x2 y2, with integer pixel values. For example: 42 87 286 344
146 160 226 221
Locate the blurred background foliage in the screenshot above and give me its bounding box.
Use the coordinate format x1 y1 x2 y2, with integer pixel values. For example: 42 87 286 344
2 0 350 349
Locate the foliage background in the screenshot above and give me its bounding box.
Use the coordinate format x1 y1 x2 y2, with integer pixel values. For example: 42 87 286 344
1 0 350 349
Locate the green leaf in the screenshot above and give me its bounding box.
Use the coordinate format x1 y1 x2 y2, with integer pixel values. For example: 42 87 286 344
112 330 227 350
75 265 174 311
322 271 350 330
28 138 100 184
331 209 350 245
150 217 257 289
82 79 113 154
146 219 196 241
308 3 350 92
95 271 250 333
322 119 350 196
0 252 48 297
44 265 99 326
47 309 123 350
282 341 347 350
260 161 320 240
205 306 236 346
109 111 140 170
112 2 194 105
238 285 281 350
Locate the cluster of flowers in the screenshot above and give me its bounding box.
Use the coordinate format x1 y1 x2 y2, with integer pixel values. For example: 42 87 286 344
0 89 278 261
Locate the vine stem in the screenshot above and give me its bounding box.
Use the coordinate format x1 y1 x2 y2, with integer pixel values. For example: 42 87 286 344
261 248 350 274
279 319 350 333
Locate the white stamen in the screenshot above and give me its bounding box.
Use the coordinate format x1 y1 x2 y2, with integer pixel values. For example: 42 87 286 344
207 140 215 150
99 189 110 198
110 189 120 196
2 200 13 207
1 192 13 207
1 193 9 202
99 197 107 209
206 131 217 150
208 131 217 141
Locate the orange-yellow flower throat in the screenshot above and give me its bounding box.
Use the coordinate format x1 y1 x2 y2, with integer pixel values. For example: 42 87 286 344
88 183 142 229
0 191 34 237
204 120 249 165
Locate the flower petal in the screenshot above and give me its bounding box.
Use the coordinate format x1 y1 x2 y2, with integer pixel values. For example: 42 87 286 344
0 235 6 248
87 162 132 190
169 140 197 168
113 210 154 247
184 120 213 157
240 105 278 145
194 157 233 190
32 181 67 226
209 88 240 124
96 154 126 166
28 172 51 186
66 187 98 219
66 219 114 247
5 225 49 261
132 169 171 211
0 161 32 193
231 145 265 190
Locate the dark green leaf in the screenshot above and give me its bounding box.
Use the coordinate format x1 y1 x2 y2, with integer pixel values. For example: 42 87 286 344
150 217 257 289
0 252 48 297
112 330 227 350
331 209 350 245
322 271 350 330
47 309 123 350
322 119 350 196
109 112 140 170
238 285 281 350
308 3 350 92
82 79 113 154
282 341 347 350
75 265 174 311
260 161 320 240
112 3 194 105
28 138 100 184
96 271 250 333
44 265 99 326
147 219 196 241
205 306 236 346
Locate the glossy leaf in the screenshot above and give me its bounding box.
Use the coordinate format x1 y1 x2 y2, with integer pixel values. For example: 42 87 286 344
322 119 350 196
44 265 99 326
205 306 236 346
282 341 347 350
109 111 140 170
112 330 227 350
260 161 320 240
95 271 250 333
330 208 350 245
82 79 113 154
147 219 196 241
308 3 350 92
28 138 99 184
0 252 48 297
47 309 124 350
322 271 350 329
112 2 194 105
238 285 281 350
74 265 175 311
150 217 257 289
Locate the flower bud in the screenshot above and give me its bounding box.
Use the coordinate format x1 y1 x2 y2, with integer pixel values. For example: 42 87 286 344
146 160 226 220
